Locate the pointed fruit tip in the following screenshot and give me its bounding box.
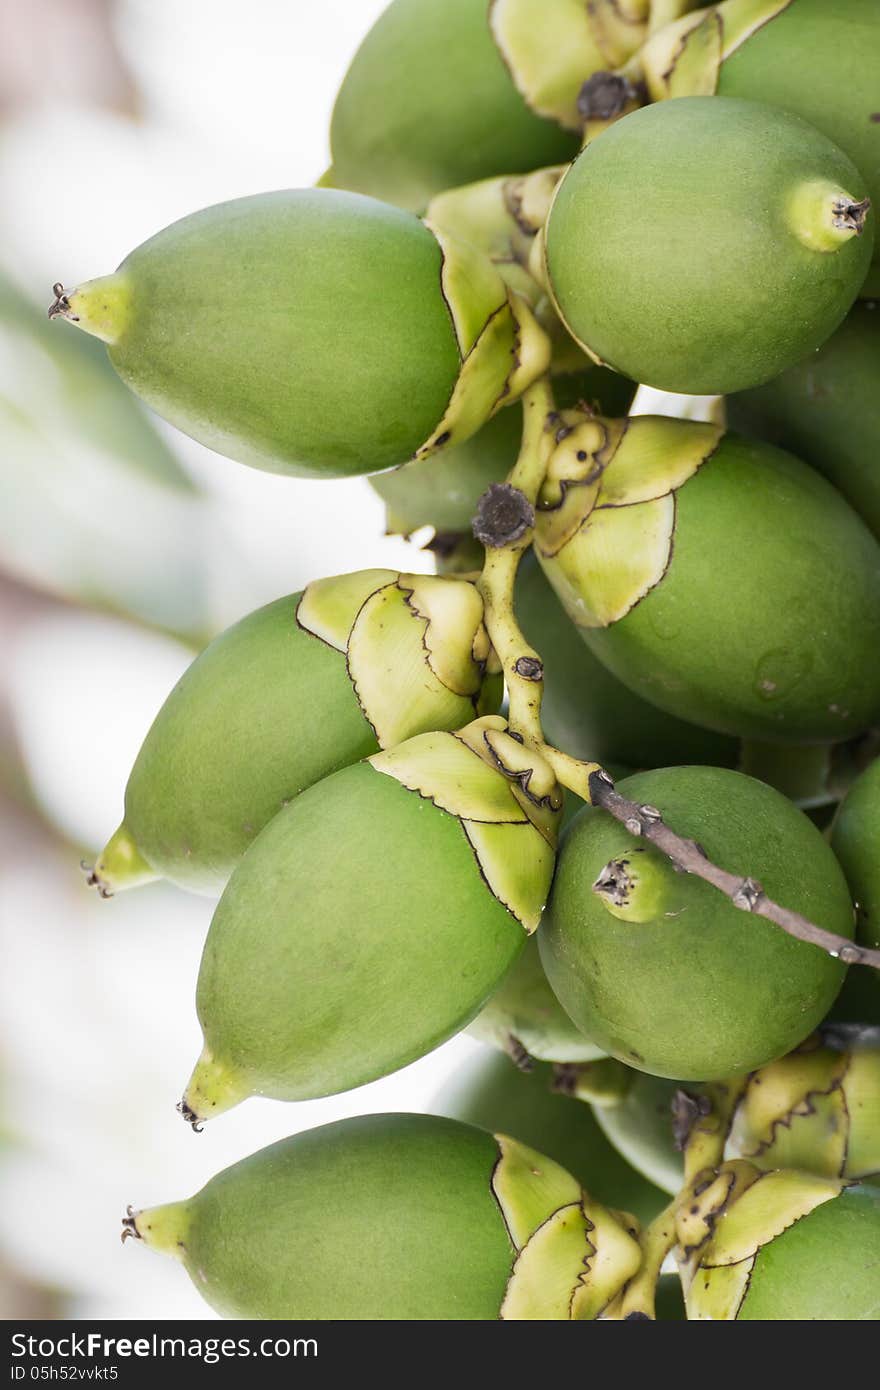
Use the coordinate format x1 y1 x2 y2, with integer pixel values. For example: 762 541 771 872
47 273 129 344
180 1048 250 1129
84 824 157 898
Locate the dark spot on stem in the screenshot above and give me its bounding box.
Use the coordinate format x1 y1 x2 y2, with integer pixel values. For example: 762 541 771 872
472 483 534 548
577 72 640 122
514 655 543 681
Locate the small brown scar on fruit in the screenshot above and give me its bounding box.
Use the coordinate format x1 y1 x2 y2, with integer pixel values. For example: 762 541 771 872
120 1206 141 1244
472 483 534 548
832 197 871 234
871 113 880 123
593 858 632 908
176 1099 204 1133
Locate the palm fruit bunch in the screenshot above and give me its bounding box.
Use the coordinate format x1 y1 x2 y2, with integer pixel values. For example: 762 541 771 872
50 0 880 1321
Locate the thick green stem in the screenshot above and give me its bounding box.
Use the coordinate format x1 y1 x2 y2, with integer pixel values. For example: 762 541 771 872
476 377 556 746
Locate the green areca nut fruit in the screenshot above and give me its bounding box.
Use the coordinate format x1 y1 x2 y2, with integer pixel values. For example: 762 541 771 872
639 0 880 297
543 97 872 393
539 765 853 1079
124 1113 645 1319
182 717 562 1121
92 570 498 896
728 303 880 540
727 1026 880 1181
516 552 738 771
680 1165 880 1320
435 1052 667 1223
467 935 605 1064
370 368 635 540
584 1069 684 1196
326 0 661 213
49 189 549 479
832 758 880 976
533 414 880 743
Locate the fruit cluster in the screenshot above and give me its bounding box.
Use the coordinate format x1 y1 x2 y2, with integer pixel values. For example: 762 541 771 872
53 0 880 1320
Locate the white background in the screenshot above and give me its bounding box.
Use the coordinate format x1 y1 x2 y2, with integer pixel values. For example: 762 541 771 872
0 0 491 1320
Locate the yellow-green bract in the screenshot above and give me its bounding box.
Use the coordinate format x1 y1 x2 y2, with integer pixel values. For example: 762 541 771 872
540 766 854 1079
126 1113 644 1319
435 1051 668 1224
685 1176 880 1320
371 366 636 538
545 97 872 393
181 720 562 1122
535 416 880 744
51 189 544 479
92 570 497 896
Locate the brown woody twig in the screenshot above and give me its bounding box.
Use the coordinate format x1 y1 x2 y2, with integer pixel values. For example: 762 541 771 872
587 768 880 971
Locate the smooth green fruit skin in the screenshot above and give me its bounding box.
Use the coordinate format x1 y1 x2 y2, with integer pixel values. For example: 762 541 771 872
123 594 376 895
165 1115 515 1319
581 435 880 743
516 553 738 770
737 1185 880 1320
435 1052 667 1225
539 767 852 1079
371 367 636 536
108 190 461 477
718 0 880 296
468 932 605 1064
831 757 880 985
328 0 578 213
728 303 880 539
545 97 872 394
197 762 525 1100
591 1073 683 1197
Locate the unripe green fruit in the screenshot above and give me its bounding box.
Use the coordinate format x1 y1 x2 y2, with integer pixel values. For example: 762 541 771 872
728 303 880 539
544 97 872 393
641 0 880 297
328 0 655 212
591 1072 683 1196
439 1053 668 1224
518 553 738 773
93 570 497 896
536 416 880 743
467 934 604 1065
832 758 880 982
540 766 853 1079
371 368 635 539
685 1173 880 1320
183 720 562 1120
436 1052 667 1224
126 1113 643 1319
51 190 546 478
